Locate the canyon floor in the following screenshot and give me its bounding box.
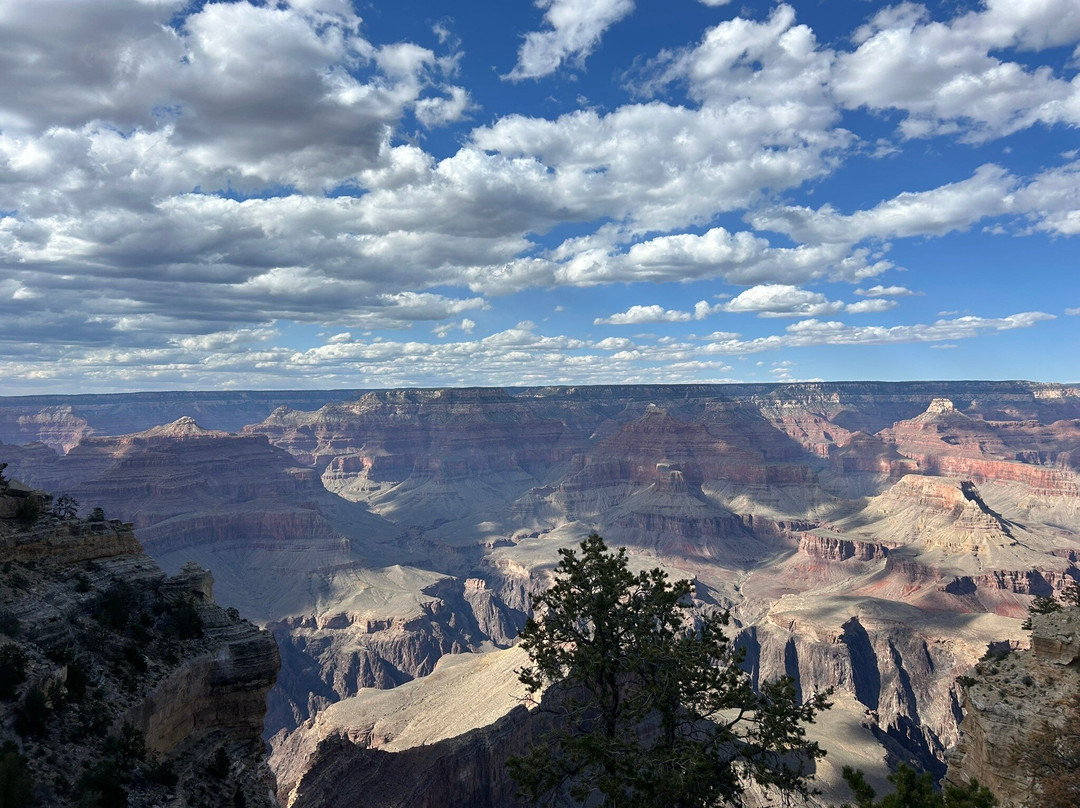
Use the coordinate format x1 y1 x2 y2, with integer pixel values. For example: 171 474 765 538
3 381 1078 805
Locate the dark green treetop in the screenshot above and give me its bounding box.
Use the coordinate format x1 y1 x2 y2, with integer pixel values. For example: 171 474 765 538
508 533 831 807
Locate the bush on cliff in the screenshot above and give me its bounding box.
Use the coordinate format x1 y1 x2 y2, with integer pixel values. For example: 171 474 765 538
0 645 28 700
508 533 831 807
841 764 997 808
0 741 35 807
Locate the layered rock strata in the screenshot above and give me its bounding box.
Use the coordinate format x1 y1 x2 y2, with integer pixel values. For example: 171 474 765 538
947 608 1080 806
0 486 281 807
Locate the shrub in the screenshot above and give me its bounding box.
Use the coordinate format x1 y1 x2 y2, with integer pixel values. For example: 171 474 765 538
14 497 40 528
207 745 229 779
0 611 19 638
104 725 146 769
0 741 35 807
65 659 90 703
147 756 178 788
0 645 28 700
15 686 50 737
121 642 147 673
167 602 203 640
95 580 138 630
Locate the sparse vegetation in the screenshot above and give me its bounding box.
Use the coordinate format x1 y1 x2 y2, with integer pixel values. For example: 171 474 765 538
508 534 831 808
1022 595 1063 630
50 495 79 520
0 644 28 700
15 496 40 528
841 763 997 807
0 741 35 807
15 686 51 737
207 745 230 779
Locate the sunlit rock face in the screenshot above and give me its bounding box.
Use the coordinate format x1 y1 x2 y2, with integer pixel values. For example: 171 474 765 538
947 608 1080 807
3 381 1080 804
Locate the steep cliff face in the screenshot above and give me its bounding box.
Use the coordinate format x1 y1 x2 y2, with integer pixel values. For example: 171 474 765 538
2 418 404 621
273 646 532 807
947 608 1080 807
6 381 1080 802
265 569 524 739
0 486 281 807
0 389 365 445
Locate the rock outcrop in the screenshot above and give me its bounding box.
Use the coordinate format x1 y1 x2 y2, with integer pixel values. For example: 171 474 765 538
0 485 281 807
947 608 1080 806
6 381 1080 800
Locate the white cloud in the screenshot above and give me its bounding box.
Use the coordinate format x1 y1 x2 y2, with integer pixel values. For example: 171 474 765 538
594 305 693 325
506 0 635 80
834 0 1080 141
722 284 845 318
1014 161 1080 235
844 299 898 314
856 285 920 297
698 311 1054 354
751 164 1018 244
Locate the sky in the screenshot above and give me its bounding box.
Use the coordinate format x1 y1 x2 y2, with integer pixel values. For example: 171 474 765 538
1 0 1079 394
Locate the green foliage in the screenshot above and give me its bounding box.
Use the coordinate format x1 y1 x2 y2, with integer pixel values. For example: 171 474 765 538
147 755 178 788
1060 581 1080 608
122 641 147 673
15 686 50 737
0 644 28 700
1022 596 1063 630
0 610 19 638
64 658 90 703
104 724 146 769
95 580 138 630
50 494 79 520
841 764 997 808
508 534 831 807
0 741 35 807
88 507 106 523
167 601 204 640
208 745 230 779
15 496 40 528
76 760 128 808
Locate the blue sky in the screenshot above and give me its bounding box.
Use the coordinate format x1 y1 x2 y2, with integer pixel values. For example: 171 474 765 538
0 0 1078 393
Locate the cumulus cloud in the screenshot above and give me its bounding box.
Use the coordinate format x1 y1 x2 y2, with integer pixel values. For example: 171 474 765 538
751 165 1019 244
594 305 693 325
833 0 1080 141
856 285 920 297
698 311 1054 354
722 284 845 318
506 0 635 80
0 0 1075 391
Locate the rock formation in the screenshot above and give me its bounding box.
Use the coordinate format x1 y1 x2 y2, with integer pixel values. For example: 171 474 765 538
947 607 1080 806
3 381 1080 804
0 482 280 807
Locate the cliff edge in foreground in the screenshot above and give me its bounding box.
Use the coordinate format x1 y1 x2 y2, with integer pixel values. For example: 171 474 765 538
0 480 280 807
947 606 1080 807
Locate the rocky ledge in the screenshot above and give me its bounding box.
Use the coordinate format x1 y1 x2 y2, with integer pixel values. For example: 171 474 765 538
0 483 280 807
946 607 1080 806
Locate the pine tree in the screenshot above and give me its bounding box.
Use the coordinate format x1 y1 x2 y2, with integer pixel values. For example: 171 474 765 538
508 534 830 807
841 764 997 808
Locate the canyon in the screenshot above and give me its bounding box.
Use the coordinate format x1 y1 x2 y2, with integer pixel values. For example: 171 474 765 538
2 381 1079 805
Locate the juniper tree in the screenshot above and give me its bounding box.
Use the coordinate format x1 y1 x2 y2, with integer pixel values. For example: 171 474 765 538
1021 596 1063 630
508 534 830 807
840 764 997 808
